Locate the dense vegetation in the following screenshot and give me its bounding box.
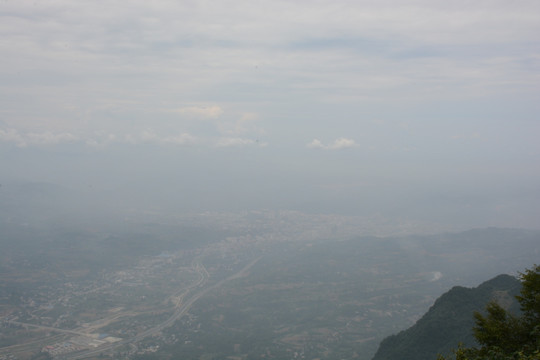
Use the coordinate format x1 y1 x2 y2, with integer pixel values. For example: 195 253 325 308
373 265 540 360
441 265 540 360
372 274 522 360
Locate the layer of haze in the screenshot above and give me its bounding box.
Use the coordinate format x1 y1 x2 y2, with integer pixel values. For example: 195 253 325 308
1 1 540 229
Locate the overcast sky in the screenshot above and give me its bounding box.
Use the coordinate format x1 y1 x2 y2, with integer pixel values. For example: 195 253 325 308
1 0 539 229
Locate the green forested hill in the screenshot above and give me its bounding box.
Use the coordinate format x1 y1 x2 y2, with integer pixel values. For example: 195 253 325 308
372 274 522 360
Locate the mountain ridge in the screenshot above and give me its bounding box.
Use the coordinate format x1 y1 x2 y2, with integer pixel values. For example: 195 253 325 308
372 273 522 360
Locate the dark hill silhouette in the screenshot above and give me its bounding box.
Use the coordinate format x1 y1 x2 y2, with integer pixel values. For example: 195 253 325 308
372 274 522 360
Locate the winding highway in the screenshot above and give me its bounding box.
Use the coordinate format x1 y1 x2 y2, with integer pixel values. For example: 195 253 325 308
62 257 261 360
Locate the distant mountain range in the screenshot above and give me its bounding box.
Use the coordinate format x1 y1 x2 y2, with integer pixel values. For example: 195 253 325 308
372 273 522 360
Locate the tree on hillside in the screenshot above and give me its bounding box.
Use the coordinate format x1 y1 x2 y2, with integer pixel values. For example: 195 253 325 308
439 265 540 360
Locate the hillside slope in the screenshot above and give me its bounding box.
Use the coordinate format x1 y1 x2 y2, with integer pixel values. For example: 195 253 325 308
372 274 522 360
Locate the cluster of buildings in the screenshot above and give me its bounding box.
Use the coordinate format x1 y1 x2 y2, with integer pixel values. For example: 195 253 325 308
0 354 17 360
41 334 121 357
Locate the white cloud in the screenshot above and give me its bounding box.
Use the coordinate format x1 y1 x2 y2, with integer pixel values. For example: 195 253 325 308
307 139 324 149
235 112 260 134
0 128 200 148
429 271 443 282
330 138 357 150
163 133 198 145
175 105 224 119
0 128 25 147
307 137 357 150
215 137 265 147
139 130 160 143
1 1 538 154
216 112 265 136
84 133 118 148
138 130 198 145
0 128 78 147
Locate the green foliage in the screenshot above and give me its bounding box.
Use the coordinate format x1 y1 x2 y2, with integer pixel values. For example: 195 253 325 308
440 265 540 360
373 274 522 360
517 265 540 327
473 302 527 354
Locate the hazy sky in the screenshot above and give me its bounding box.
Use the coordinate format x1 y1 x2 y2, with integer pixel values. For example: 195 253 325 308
1 1 540 228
